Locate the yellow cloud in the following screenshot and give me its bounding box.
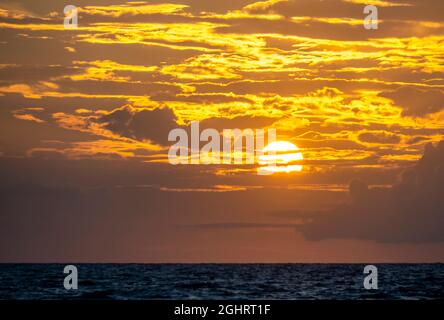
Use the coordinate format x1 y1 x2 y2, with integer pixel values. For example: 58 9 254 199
81 2 189 17
291 16 365 26
342 0 412 7
68 60 158 82
13 114 45 123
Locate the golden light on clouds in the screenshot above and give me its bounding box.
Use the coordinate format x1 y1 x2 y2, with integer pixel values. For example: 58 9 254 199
0 0 443 172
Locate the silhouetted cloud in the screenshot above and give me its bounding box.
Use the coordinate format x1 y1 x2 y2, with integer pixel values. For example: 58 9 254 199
380 87 444 116
297 141 444 242
97 105 179 145
358 131 401 144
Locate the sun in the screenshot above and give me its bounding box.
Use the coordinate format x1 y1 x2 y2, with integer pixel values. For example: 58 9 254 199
257 141 303 174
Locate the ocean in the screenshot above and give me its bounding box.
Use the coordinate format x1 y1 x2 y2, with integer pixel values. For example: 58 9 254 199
0 264 443 300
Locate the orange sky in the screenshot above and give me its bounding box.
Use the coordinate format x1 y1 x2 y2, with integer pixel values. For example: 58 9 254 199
0 0 443 262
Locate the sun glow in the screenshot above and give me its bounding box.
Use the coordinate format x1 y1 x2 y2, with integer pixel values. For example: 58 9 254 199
258 141 303 174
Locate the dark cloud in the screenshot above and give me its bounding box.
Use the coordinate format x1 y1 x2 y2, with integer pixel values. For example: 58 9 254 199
380 87 444 116
407 136 431 145
0 65 79 84
57 79 181 97
97 105 179 145
295 138 367 151
296 141 444 243
358 131 401 144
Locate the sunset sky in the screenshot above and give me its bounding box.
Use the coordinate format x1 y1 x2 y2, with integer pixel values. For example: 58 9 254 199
1 0 444 262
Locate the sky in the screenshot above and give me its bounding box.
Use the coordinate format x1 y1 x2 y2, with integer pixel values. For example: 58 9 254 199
0 0 443 262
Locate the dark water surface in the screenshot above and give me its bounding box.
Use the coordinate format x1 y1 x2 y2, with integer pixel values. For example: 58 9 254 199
0 264 443 300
